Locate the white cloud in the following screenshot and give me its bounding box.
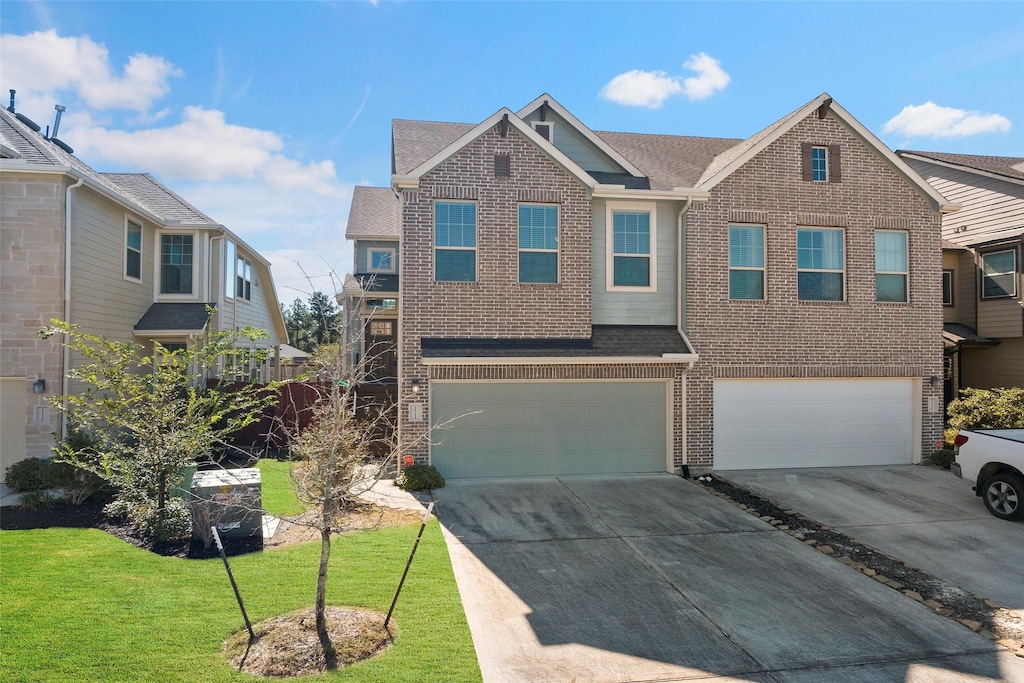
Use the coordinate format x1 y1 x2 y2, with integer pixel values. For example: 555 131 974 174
0 29 181 113
600 52 730 109
882 101 1011 139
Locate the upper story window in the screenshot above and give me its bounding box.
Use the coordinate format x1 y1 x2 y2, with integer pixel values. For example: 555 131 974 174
942 270 954 307
124 218 142 280
518 204 558 284
435 201 476 282
160 233 194 295
875 230 908 303
224 240 236 299
981 249 1018 299
368 248 396 273
236 256 252 301
607 202 656 291
811 147 828 181
801 143 842 183
797 228 844 301
729 225 765 300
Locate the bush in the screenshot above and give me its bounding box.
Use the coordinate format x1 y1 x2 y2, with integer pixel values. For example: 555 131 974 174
103 496 193 542
44 461 106 505
396 464 445 492
4 458 49 492
930 447 955 469
945 387 1024 443
16 490 58 509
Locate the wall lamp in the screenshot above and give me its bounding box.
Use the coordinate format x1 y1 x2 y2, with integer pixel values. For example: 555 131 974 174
32 378 46 394
411 378 422 393
929 375 941 388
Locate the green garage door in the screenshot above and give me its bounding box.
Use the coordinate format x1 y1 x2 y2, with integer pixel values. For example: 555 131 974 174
430 381 669 479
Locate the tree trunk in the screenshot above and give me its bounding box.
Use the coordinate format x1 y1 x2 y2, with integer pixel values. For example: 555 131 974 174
156 471 167 533
316 521 337 669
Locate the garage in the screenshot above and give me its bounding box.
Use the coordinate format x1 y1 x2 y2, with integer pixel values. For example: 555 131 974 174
713 378 919 470
430 380 670 478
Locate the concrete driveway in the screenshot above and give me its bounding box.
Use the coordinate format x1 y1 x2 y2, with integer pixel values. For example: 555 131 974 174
722 466 1024 620
432 475 1023 683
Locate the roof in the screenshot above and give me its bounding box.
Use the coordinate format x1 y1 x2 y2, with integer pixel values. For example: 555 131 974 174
597 131 741 190
102 173 217 225
421 325 691 359
899 150 1024 183
278 343 310 361
392 119 474 176
133 303 213 333
346 186 400 239
943 323 1000 348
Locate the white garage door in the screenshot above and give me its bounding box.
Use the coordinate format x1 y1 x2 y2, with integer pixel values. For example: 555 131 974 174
431 381 669 479
713 378 918 470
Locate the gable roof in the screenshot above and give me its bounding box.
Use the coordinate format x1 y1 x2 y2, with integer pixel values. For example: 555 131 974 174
597 131 741 191
346 186 400 239
897 150 1024 186
102 173 218 225
133 303 213 334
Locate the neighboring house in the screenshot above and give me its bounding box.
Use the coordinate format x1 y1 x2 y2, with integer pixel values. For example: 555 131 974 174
897 151 1023 397
343 92 952 478
0 103 288 480
277 343 311 380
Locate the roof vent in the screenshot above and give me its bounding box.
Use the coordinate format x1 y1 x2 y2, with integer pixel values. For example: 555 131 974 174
8 89 15 113
51 104 66 139
51 138 74 155
15 112 41 132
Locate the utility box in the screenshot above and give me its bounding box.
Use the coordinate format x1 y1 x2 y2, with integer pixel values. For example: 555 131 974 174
190 468 263 540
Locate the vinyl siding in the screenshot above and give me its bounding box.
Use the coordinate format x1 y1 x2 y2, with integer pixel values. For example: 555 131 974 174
957 249 978 329
591 198 678 326
521 109 623 174
942 250 961 324
356 239 400 274
962 337 1024 389
977 297 1024 338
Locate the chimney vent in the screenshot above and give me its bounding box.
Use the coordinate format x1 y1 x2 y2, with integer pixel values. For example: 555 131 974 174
52 105 66 139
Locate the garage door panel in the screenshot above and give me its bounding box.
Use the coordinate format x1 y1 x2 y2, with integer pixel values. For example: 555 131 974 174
714 379 916 470
432 381 668 479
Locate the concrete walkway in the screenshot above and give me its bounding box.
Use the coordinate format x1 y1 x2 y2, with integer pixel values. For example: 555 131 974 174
432 475 1023 683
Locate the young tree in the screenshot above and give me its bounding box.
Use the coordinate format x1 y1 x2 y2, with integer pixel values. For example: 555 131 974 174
40 318 279 541
307 291 340 347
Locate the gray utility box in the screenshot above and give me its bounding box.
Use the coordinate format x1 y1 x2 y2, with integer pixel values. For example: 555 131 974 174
190 468 263 540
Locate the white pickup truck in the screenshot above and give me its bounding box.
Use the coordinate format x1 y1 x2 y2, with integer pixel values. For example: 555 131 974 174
952 429 1024 521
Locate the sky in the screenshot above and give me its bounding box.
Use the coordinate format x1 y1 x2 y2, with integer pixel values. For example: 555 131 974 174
2 1 1022 304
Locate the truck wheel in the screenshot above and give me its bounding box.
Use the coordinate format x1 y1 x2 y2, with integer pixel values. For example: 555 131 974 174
982 472 1024 521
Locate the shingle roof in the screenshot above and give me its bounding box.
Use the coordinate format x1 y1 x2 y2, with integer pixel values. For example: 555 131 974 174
346 186 400 238
392 119 474 175
596 131 742 190
134 303 213 332
900 150 1024 182
421 325 691 359
943 323 999 348
102 173 217 225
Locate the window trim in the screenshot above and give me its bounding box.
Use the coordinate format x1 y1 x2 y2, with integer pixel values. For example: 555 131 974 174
156 231 198 299
236 255 252 301
796 227 846 302
124 216 143 282
224 240 236 300
368 247 397 274
606 201 657 293
980 248 1019 300
531 120 555 142
811 146 829 182
518 203 559 284
874 230 909 303
728 224 766 301
434 200 477 283
942 269 954 307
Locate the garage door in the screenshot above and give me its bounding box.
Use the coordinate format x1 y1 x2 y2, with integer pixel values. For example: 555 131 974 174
713 378 917 470
431 381 669 478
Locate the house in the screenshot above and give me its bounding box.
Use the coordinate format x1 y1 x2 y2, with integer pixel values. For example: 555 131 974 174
0 103 288 480
343 92 952 478
896 150 1023 397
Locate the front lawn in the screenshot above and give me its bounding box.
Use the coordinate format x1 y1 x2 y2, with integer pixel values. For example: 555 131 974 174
255 458 305 517
1 518 480 682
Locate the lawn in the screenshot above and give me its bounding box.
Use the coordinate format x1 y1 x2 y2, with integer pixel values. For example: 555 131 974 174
255 458 305 517
1 480 481 682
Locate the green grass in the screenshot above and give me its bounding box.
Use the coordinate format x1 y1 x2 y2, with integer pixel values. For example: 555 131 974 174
1 521 481 682
255 458 305 516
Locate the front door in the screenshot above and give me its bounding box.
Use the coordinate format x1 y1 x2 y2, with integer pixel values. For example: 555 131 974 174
364 319 397 382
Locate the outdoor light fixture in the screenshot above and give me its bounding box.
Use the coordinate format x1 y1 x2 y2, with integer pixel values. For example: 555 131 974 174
32 378 46 394
411 379 421 393
929 375 941 388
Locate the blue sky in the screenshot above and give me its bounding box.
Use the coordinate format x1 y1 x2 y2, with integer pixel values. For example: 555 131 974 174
2 1 1022 302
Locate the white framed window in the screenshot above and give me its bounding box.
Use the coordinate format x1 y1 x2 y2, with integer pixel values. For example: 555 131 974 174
532 121 554 142
518 204 558 284
802 143 841 183
224 240 236 299
797 228 844 301
729 225 765 300
368 248 396 273
607 202 657 292
942 270 954 307
124 217 142 281
875 230 908 303
159 232 196 296
811 146 828 182
435 201 476 282
981 249 1018 299
236 256 252 301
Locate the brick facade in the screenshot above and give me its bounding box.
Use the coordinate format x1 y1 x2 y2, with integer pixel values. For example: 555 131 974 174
683 114 944 466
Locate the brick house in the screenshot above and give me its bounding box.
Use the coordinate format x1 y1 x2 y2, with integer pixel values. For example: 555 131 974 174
343 93 952 477
1 103 288 480
896 151 1023 397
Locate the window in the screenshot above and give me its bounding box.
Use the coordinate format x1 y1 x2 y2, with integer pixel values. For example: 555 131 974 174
160 234 193 294
981 249 1018 299
368 248 396 273
434 201 476 282
224 240 236 299
532 121 554 142
365 298 397 311
236 256 252 300
518 204 558 283
875 231 908 303
608 203 656 290
801 143 842 183
729 225 765 300
797 228 844 301
811 147 828 182
125 219 142 280
942 270 954 307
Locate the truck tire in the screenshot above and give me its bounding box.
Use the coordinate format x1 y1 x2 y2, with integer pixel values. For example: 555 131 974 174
982 472 1024 521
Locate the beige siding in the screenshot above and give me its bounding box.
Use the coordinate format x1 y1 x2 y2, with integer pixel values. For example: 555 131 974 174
956 250 978 328
978 297 1024 338
942 250 961 324
962 337 1024 389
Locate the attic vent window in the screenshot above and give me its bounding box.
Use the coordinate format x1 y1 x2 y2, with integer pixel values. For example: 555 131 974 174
532 121 554 142
494 154 510 178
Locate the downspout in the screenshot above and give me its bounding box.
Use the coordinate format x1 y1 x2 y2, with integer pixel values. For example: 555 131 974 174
61 176 85 440
676 198 695 371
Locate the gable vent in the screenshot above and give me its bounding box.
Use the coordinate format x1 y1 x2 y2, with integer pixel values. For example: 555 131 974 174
532 121 553 142
494 154 510 178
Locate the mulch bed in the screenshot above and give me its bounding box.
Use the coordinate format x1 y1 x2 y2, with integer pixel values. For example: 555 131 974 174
693 474 1024 651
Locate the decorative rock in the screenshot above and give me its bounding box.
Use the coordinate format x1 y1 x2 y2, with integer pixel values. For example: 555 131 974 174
956 618 983 632
818 545 835 555
837 556 853 565
923 599 943 610
902 590 923 602
778 525 789 530
984 599 1001 609
760 515 774 522
885 581 904 590
770 519 784 526
738 504 748 510
862 568 876 577
804 539 818 546
792 532 804 539
936 607 954 617
980 630 997 640
873 574 891 583
997 639 1022 651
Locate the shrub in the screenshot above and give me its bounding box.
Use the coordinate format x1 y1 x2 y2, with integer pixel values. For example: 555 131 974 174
16 490 57 509
103 496 193 542
396 464 445 492
930 447 955 469
945 387 1024 443
4 458 49 492
44 462 106 505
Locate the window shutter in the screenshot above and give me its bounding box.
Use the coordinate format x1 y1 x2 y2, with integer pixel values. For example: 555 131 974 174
829 145 842 183
801 143 813 181
494 154 510 178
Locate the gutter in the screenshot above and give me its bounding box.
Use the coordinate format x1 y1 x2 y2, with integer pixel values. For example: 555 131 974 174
421 354 699 367
61 176 85 439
